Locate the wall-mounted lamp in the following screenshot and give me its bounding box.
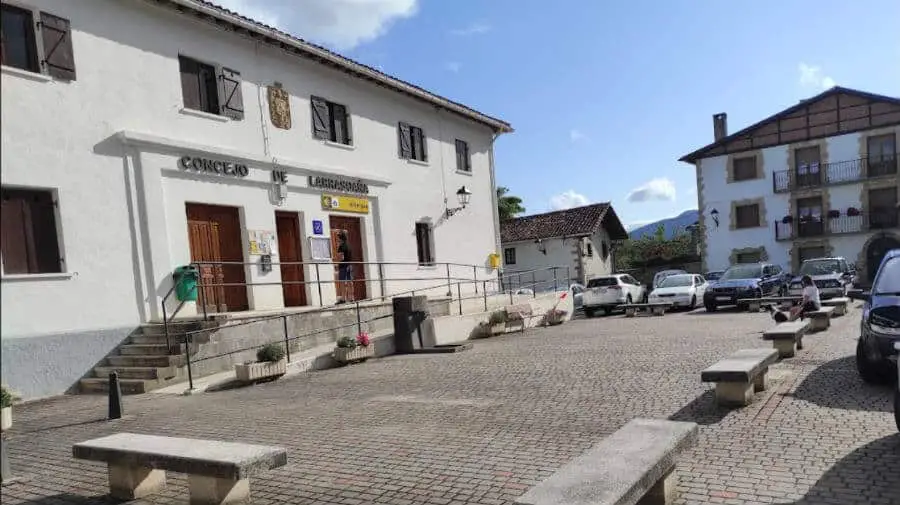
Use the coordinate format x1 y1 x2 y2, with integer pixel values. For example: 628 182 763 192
445 186 472 218
710 208 719 228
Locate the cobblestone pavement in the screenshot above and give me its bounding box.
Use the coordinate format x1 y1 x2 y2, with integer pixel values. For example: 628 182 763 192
3 304 898 505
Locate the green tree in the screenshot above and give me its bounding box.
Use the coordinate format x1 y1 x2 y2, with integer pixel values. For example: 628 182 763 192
614 225 700 270
497 186 525 221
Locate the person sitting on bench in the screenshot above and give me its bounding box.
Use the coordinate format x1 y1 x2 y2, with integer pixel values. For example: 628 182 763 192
768 275 820 323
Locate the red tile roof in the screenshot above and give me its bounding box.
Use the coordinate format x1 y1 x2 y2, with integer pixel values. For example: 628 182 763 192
500 203 627 243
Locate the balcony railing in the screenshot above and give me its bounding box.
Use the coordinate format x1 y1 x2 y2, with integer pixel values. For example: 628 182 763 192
774 211 899 241
772 153 898 193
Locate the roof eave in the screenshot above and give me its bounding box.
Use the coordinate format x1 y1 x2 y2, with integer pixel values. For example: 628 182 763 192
157 0 513 134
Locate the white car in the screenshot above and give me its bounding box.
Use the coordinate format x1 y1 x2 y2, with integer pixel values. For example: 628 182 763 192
648 274 708 309
582 274 646 317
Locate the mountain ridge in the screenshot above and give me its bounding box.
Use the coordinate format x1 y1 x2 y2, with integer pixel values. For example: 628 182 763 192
628 209 699 240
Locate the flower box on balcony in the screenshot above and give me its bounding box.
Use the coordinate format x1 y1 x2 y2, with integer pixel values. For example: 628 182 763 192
827 210 840 219
782 215 793 224
847 207 860 217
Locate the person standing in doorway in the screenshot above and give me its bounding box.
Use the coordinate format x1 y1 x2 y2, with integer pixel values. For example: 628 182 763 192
337 231 353 303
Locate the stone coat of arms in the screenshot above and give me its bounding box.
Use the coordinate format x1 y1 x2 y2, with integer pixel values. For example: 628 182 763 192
268 85 291 130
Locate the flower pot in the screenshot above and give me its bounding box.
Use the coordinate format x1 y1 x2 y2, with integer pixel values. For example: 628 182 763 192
333 345 374 364
234 359 287 382
1 406 11 431
491 323 506 336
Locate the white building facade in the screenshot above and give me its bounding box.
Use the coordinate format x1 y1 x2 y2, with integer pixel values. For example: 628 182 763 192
499 203 628 288
0 0 511 397
682 87 899 283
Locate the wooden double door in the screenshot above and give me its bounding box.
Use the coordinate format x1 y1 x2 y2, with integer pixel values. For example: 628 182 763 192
186 203 248 312
329 215 367 302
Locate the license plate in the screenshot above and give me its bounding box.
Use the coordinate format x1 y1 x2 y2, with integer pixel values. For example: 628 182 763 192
598 288 607 293
716 296 731 301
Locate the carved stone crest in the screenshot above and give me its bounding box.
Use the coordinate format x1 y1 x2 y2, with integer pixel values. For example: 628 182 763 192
268 85 291 130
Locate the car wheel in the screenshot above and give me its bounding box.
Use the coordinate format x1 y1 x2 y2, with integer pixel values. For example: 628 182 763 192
704 303 717 312
584 308 595 318
856 339 890 384
601 307 610 316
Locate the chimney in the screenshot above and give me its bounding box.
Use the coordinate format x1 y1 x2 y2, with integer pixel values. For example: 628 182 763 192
713 113 728 141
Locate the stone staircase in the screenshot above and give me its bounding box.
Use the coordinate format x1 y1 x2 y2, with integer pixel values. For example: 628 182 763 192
79 320 220 395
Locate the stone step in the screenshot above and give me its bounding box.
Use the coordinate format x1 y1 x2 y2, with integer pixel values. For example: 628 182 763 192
79 377 156 395
140 321 218 336
119 344 181 356
129 333 209 345
107 355 184 368
94 366 178 380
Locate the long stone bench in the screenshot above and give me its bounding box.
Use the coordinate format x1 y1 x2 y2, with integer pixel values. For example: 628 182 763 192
701 349 779 407
515 418 697 505
806 306 836 331
762 320 810 358
73 433 287 504
739 297 801 313
821 297 850 317
621 303 671 318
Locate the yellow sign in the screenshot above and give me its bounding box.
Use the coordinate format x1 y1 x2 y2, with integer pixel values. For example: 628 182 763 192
321 194 369 214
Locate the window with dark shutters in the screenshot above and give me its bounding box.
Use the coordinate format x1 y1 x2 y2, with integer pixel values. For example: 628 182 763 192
39 11 75 80
329 102 351 145
399 123 426 161
311 97 352 144
415 222 434 266
504 247 516 265
1 4 39 73
1 188 62 275
311 96 331 139
733 156 757 181
217 67 244 120
398 122 412 159
735 204 760 229
179 55 221 115
455 139 471 172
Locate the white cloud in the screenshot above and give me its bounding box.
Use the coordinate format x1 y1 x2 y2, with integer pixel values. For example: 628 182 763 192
450 22 491 36
569 129 587 142
626 178 677 203
549 190 590 210
444 61 462 73
212 0 418 50
798 62 836 90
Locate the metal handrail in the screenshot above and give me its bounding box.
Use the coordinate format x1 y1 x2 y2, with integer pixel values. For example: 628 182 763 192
772 152 898 193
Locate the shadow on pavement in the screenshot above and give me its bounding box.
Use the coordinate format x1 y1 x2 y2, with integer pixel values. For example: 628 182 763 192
783 433 900 504
14 494 120 505
790 356 893 413
682 306 745 317
667 389 732 425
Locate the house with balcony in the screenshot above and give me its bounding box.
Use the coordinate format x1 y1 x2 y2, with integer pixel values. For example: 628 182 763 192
680 86 899 284
0 0 511 399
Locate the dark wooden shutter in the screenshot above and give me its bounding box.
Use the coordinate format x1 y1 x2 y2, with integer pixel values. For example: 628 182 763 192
218 67 244 120
179 56 202 110
39 12 75 80
1 194 31 274
419 128 427 162
398 123 412 159
415 222 428 264
455 140 464 170
30 192 61 273
342 106 352 145
311 96 330 140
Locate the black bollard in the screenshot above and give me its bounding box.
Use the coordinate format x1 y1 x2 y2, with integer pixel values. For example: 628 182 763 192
1 437 11 484
108 372 123 420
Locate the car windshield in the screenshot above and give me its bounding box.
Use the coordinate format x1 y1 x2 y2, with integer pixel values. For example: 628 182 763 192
658 275 693 288
872 257 900 295
800 259 842 275
721 264 763 280
706 271 723 280
587 277 618 288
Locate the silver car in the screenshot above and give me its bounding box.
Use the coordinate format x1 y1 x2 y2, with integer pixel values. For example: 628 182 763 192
788 257 854 299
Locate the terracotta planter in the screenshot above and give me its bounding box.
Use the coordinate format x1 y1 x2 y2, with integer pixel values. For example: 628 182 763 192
234 359 287 382
1 406 11 431
333 345 374 364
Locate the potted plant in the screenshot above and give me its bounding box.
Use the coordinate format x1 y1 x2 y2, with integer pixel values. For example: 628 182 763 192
847 207 860 217
333 332 374 364
827 209 840 219
543 308 569 326
781 215 793 224
1 386 14 431
235 343 287 382
488 310 508 336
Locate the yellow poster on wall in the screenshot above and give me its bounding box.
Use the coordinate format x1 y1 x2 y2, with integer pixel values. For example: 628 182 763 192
321 194 370 214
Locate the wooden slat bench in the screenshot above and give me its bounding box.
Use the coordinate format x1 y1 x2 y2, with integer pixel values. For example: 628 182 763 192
762 320 810 358
515 418 698 505
701 349 779 407
806 306 836 331
821 296 850 317
73 433 287 504
505 304 534 332
621 302 671 318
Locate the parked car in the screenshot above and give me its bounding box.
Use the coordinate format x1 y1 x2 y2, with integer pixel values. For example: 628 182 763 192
652 269 687 290
570 283 585 310
648 274 708 310
705 270 725 282
703 263 789 312
583 274 646 317
788 257 855 299
849 248 900 385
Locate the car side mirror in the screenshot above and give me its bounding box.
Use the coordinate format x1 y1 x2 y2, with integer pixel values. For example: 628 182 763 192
847 289 870 302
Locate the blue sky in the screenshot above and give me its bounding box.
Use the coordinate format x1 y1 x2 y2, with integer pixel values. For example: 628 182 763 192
217 0 900 229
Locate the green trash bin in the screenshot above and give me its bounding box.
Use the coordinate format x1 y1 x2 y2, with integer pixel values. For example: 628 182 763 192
173 265 199 302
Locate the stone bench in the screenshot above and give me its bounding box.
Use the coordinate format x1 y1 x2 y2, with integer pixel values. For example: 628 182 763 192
762 320 810 358
821 297 850 317
73 433 287 504
701 349 779 407
806 306 836 331
505 303 534 332
739 297 801 312
621 303 670 318
515 418 698 505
